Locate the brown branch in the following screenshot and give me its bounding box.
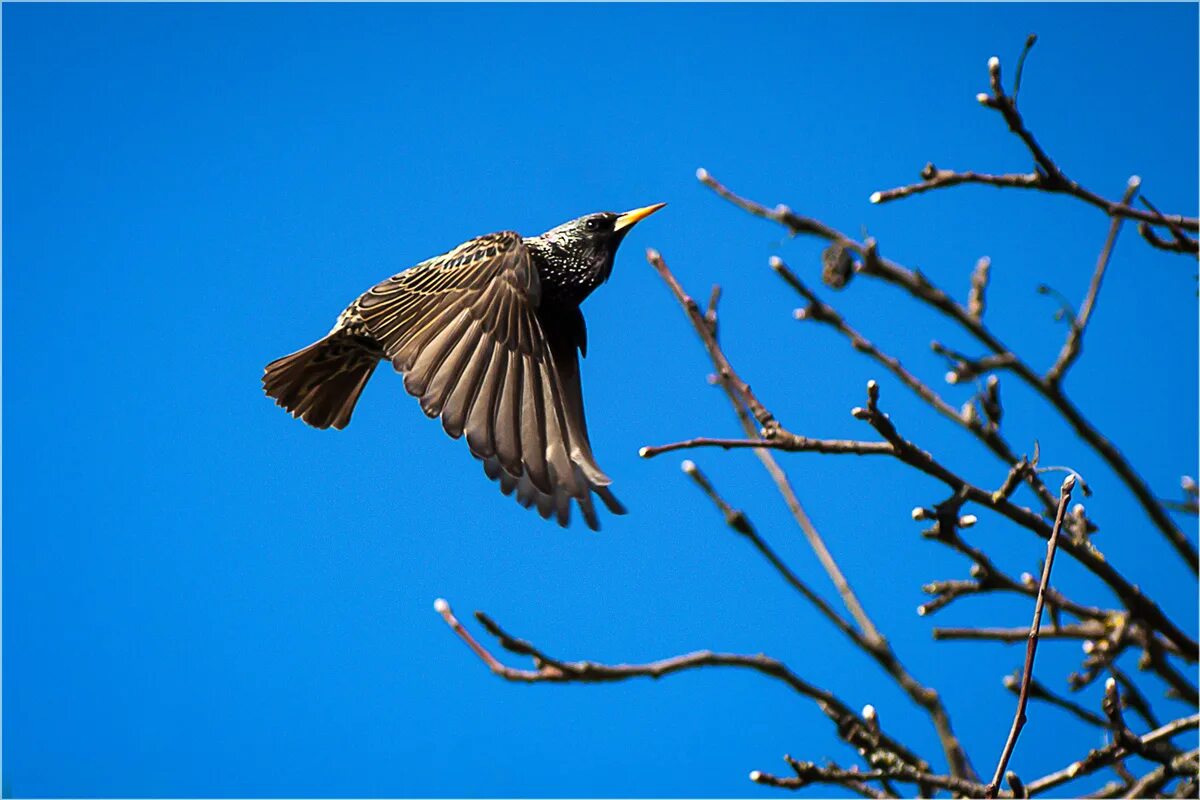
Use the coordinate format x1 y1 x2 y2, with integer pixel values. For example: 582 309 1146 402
912 482 1108 626
1138 196 1200 255
433 598 933 773
1023 714 1200 795
751 756 993 798
849 383 1197 659
644 247 776 432
1139 636 1200 706
698 168 1199 573
1045 177 1141 385
1070 618 1134 692
933 621 1109 644
1110 664 1162 730
773 257 1059 514
1139 221 1200 255
985 474 1077 797
679 459 866 651
640 435 893 459
916 534 1108 624
871 164 1042 204
646 249 980 781
644 267 1198 664
867 43 1197 237
1102 678 1180 769
1121 750 1200 799
643 250 883 643
749 763 891 798
1002 672 1107 728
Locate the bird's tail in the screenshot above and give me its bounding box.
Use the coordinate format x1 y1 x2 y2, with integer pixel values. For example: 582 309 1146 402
262 332 381 430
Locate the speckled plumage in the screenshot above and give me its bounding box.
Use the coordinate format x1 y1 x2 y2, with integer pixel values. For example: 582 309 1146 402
262 205 664 530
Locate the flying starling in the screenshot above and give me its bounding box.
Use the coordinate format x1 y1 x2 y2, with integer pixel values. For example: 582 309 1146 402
262 203 665 530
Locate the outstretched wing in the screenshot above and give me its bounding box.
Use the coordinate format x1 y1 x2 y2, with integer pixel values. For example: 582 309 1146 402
354 231 624 530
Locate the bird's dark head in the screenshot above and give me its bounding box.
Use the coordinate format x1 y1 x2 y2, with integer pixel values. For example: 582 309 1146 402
540 203 666 262
531 203 666 302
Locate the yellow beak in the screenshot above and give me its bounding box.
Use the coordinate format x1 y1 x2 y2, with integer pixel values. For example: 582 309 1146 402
614 202 667 232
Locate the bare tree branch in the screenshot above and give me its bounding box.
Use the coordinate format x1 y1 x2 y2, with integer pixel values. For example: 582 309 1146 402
645 248 979 781
1023 714 1200 795
697 167 1198 571
442 35 1196 797
1045 177 1142 385
867 41 1197 243
985 474 1077 797
432 598 934 773
772 256 1058 514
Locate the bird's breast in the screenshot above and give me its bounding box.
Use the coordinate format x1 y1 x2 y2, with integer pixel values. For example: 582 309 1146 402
532 252 607 307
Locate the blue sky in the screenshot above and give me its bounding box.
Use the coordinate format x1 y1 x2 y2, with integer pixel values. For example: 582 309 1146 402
4 3 1197 797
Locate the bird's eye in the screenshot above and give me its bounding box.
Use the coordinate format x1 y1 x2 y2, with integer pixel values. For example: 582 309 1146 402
584 218 600 231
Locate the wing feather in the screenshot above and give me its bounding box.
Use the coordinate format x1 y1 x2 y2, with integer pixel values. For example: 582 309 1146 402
442 326 492 439
494 350 523 477
424 316 483 419
466 344 505 459
519 353 552 495
404 308 472 405
354 230 622 529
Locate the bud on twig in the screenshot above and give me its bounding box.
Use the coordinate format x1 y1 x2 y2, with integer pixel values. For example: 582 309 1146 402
862 704 880 735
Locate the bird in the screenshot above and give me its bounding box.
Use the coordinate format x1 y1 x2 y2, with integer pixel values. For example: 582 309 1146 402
262 203 665 531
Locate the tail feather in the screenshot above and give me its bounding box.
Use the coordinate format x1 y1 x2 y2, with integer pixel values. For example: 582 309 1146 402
263 333 380 430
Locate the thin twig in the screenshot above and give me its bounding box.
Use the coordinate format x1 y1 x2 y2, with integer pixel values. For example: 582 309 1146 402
433 598 932 772
679 459 866 651
699 168 1199 573
1002 672 1107 728
640 435 892 459
1023 714 1200 795
750 760 892 798
646 249 979 781
933 621 1109 645
866 48 1197 237
644 248 881 641
751 757 992 798
985 474 1077 797
773 257 1058 514
1121 750 1200 799
1046 177 1141 385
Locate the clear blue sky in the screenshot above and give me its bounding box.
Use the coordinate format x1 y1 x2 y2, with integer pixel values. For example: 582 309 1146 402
4 3 1197 797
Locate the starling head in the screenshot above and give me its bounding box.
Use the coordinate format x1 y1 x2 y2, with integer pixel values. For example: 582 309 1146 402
530 203 666 304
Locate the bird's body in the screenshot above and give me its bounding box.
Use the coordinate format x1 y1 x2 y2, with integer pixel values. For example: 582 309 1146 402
262 205 664 530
